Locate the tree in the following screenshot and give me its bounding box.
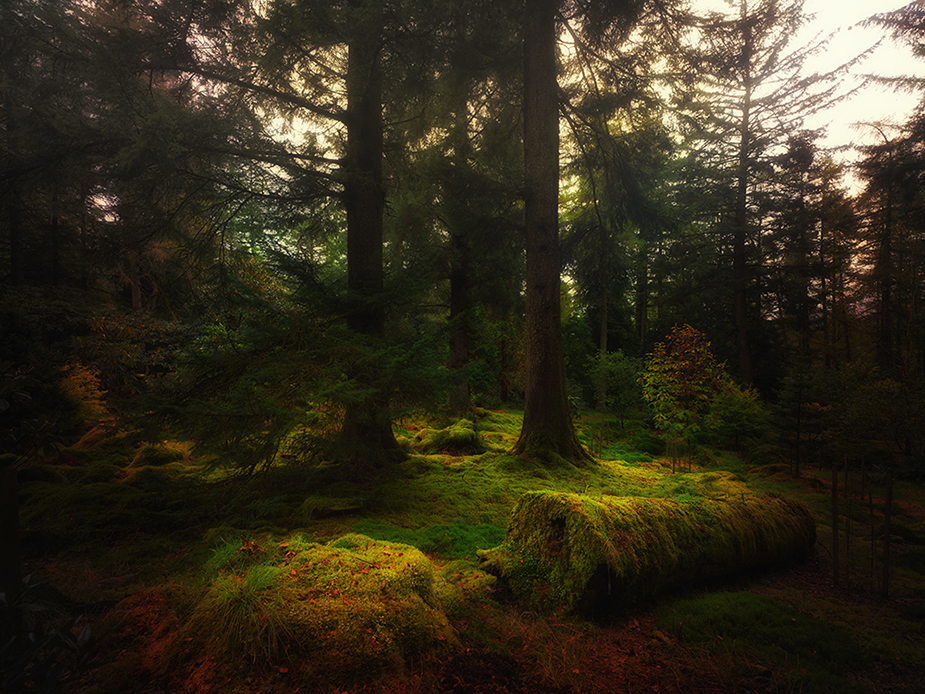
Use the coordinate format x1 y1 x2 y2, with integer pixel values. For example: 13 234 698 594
680 0 866 386
124 0 431 466
386 0 523 414
333 0 407 464
562 116 674 410
512 0 674 461
640 324 729 470
511 0 590 462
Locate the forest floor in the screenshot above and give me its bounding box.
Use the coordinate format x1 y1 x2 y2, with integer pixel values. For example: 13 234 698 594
12 409 925 693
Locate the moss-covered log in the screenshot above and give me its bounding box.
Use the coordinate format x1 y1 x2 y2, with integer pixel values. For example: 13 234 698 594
478 490 816 615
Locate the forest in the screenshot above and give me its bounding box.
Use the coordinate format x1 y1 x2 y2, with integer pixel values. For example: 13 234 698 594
2 0 925 691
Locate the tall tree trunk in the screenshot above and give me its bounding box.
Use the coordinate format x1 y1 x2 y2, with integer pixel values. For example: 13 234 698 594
4 88 24 285
448 229 471 413
635 243 648 345
733 6 755 386
512 0 590 463
596 289 608 412
339 0 403 466
877 184 895 377
448 78 472 414
0 461 22 607
819 218 833 368
126 250 142 309
795 205 811 357
5 190 23 285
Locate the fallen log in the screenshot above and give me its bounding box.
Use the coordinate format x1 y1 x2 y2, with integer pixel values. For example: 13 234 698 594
478 490 816 615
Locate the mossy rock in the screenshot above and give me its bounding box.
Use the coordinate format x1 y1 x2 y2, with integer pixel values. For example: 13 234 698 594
478 490 816 616
129 442 184 467
185 534 457 687
411 418 484 455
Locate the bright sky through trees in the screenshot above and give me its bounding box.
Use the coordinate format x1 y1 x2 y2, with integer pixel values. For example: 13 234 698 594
694 0 924 163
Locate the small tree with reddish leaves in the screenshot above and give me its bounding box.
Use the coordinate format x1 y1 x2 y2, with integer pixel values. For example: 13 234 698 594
640 325 730 471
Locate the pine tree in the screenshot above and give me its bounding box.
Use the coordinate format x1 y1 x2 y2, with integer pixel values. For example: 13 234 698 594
679 0 866 385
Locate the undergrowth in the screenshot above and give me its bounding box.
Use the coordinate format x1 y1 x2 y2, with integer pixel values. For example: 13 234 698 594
13 408 925 693
655 591 868 693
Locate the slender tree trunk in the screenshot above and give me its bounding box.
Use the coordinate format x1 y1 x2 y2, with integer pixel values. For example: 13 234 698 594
635 243 648 345
127 250 142 309
0 462 21 607
595 289 608 412
448 230 471 413
512 0 590 463
3 85 25 285
5 190 23 285
448 79 472 414
339 0 403 466
882 471 892 599
819 218 833 368
831 457 839 587
877 184 895 377
794 180 811 356
844 457 851 587
733 9 755 385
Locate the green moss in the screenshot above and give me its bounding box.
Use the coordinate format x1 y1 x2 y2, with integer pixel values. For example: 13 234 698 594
129 442 185 467
655 591 867 693
351 519 506 560
410 418 484 455
478 490 817 615
433 560 498 618
185 534 458 687
473 409 523 451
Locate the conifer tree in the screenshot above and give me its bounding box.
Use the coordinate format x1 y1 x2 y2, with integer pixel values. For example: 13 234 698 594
680 0 866 385
513 0 682 460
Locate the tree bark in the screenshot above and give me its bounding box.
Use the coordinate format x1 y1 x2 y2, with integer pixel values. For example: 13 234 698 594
877 181 895 377
512 0 590 463
448 229 472 413
3 87 24 285
635 243 648 345
448 78 472 414
595 289 608 412
339 0 403 466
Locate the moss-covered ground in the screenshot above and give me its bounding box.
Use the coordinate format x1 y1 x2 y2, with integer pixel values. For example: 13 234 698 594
13 410 925 693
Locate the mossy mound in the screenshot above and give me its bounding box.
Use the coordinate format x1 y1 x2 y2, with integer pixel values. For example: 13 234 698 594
410 418 484 455
129 442 185 467
474 409 524 451
185 534 457 686
478 490 816 615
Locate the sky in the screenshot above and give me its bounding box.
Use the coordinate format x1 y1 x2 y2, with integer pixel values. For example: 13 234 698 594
798 1 922 150
695 0 924 173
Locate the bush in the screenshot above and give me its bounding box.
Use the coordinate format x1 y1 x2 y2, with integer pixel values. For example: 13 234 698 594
705 384 772 449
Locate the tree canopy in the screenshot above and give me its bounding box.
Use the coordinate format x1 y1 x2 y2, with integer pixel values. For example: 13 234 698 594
4 0 925 471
